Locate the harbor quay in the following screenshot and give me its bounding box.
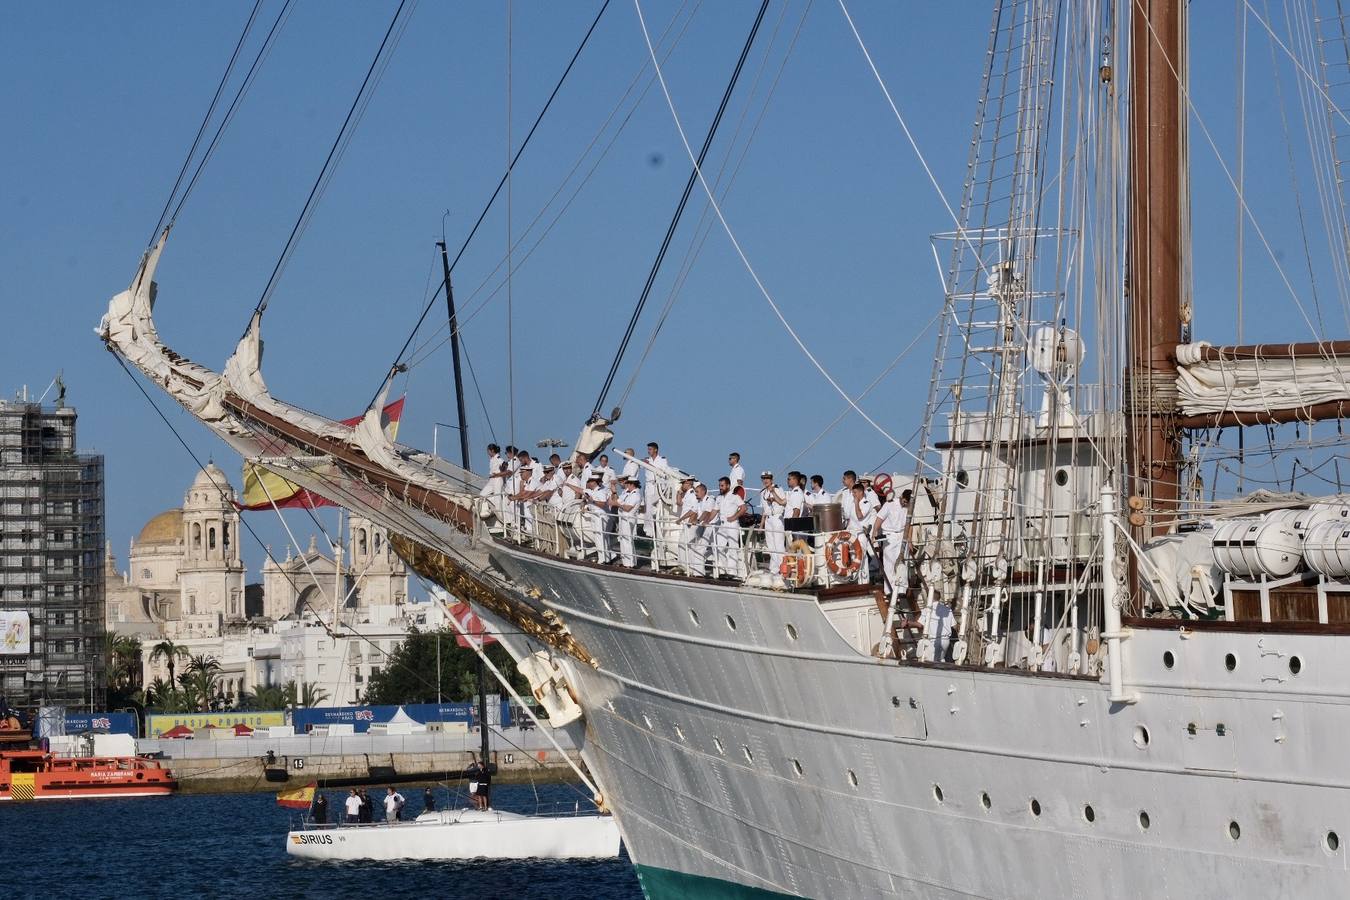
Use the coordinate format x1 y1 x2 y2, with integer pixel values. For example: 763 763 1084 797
140 726 581 794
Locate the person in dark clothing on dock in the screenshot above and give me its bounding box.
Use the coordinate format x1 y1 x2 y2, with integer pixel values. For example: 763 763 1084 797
312 793 328 825
423 786 436 814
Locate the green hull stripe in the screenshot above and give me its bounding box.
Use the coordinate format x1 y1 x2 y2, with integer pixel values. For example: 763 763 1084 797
634 864 797 900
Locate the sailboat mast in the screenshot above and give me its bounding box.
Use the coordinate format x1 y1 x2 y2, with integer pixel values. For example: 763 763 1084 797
1127 0 1184 534
438 240 473 472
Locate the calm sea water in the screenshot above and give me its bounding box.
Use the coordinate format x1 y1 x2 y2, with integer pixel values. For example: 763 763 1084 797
2 783 644 900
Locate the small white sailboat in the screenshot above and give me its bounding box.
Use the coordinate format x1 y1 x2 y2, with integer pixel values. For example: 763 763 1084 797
285 807 622 862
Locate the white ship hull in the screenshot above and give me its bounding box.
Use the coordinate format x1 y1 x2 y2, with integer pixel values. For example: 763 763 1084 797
489 544 1350 899
285 809 622 862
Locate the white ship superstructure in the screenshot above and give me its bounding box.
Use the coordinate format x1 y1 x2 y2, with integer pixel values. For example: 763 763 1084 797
98 0 1350 896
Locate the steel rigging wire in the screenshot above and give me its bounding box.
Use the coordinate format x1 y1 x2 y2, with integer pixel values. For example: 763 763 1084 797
376 0 613 409
589 0 771 421
148 0 264 246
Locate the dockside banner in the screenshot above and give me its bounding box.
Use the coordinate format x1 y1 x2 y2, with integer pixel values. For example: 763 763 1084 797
0 611 30 655
147 711 285 737
291 700 510 734
64 712 138 736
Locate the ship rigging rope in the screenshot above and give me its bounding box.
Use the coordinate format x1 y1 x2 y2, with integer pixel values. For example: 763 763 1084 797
612 0 807 413
249 0 414 330
589 0 770 419
149 0 263 245
160 0 297 236
393 2 702 377
377 0 613 402
633 0 934 474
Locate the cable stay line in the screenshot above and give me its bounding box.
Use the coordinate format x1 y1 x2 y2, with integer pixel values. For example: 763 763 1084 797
166 0 297 233
149 0 264 246
590 0 770 420
379 0 613 399
249 0 414 332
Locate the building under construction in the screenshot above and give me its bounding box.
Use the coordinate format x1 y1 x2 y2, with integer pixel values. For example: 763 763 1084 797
0 388 105 716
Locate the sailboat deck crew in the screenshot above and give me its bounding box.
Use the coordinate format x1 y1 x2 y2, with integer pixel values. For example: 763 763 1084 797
760 472 787 573
620 448 640 484
616 475 642 567
345 788 361 823
385 786 406 822
715 477 746 579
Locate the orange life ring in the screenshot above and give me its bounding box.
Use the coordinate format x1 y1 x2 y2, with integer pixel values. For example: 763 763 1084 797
825 531 863 576
780 539 814 587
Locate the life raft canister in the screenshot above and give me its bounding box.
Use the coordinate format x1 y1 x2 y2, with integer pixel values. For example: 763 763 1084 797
780 539 814 586
825 531 863 576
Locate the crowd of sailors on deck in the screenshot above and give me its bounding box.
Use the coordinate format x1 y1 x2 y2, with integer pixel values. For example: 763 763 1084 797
476 441 913 597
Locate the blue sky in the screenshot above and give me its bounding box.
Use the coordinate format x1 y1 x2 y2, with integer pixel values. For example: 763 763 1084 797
0 1 1337 578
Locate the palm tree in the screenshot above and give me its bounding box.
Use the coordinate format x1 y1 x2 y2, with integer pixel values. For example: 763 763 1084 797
185 653 221 676
141 676 172 708
297 681 329 708
281 681 299 710
105 634 143 693
243 683 286 710
181 669 219 712
149 640 189 685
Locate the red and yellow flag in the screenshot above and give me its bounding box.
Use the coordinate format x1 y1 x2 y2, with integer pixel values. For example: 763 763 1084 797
239 397 405 510
277 781 317 810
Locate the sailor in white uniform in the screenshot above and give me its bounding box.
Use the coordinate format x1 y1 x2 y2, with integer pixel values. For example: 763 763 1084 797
714 477 746 579
674 476 699 574
784 471 807 543
615 475 642 567
872 476 910 601
641 442 669 563
727 452 746 492
582 474 612 563
478 443 507 520
806 474 829 510
509 462 543 536
847 482 876 583
759 471 787 574
691 481 716 576
619 449 640 485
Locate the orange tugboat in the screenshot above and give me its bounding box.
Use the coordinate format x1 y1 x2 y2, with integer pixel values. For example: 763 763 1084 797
0 750 176 800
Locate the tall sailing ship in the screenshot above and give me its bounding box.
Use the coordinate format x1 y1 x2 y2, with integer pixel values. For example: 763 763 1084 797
101 0 1350 896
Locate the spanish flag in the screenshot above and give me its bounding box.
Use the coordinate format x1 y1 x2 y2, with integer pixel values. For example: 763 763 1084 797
277 781 317 810
239 397 405 510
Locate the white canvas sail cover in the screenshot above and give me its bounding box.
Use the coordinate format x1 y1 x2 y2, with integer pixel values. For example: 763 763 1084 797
1175 341 1350 415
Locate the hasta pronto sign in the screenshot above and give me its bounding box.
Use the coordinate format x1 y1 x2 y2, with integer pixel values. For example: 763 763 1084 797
146 711 285 737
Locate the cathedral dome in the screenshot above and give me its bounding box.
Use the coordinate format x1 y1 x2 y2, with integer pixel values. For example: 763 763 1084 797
185 462 236 507
136 509 183 545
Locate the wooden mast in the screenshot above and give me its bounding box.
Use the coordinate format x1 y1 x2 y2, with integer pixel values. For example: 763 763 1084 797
1127 0 1184 535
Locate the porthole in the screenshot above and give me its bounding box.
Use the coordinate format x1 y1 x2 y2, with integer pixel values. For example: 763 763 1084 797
1290 656 1303 676
1186 722 1198 736
1216 723 1227 737
785 623 799 641
955 470 970 488
1139 810 1151 831
1225 652 1237 672
1029 798 1041 817
1083 804 1096 823
1054 468 1069 487
1133 725 1150 749
1229 820 1241 840
742 745 754 764
637 600 650 618
1163 650 1175 669
689 609 700 626
846 769 859 789
726 615 737 631
933 784 944 803
712 737 725 755
980 791 991 811
1327 831 1340 852
673 725 685 742
791 758 804 778
891 696 901 708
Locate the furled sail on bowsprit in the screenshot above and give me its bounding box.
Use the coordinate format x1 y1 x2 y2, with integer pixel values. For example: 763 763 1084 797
1175 340 1350 421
